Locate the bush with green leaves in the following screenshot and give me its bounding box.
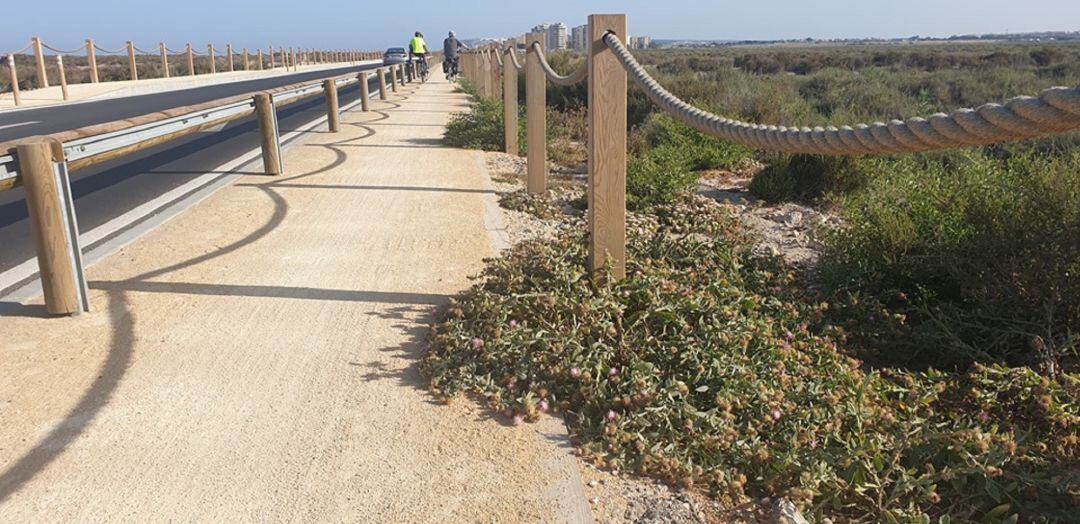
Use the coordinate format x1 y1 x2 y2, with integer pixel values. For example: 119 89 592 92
443 96 507 152
819 152 1080 372
422 198 1080 522
748 154 874 203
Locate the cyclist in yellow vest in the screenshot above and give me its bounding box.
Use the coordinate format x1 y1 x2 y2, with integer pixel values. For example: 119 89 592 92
408 32 429 80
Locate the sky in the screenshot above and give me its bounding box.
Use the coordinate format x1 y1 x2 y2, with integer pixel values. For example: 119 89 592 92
4 0 1079 53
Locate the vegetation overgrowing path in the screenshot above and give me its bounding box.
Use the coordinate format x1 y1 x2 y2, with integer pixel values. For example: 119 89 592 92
0 72 590 521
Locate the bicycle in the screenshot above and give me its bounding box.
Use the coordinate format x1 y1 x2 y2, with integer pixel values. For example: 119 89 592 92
413 55 430 83
444 57 460 81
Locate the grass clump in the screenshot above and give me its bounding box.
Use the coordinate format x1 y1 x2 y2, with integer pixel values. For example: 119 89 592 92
422 198 1080 522
443 96 506 152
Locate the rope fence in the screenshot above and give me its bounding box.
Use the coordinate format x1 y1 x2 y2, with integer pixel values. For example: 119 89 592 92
3 36 383 106
460 13 1080 280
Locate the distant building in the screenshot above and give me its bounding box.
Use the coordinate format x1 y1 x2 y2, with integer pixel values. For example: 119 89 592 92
629 36 653 50
571 25 588 50
531 22 568 50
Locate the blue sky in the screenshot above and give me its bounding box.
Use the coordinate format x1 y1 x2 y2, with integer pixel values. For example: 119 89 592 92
4 0 1079 53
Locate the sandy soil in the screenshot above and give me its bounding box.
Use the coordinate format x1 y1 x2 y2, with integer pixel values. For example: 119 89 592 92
0 74 590 522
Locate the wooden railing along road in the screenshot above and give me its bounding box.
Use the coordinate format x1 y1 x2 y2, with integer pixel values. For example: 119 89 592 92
3 36 384 105
0 57 435 316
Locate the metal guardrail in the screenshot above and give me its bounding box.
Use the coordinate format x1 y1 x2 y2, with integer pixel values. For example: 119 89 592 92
0 73 363 191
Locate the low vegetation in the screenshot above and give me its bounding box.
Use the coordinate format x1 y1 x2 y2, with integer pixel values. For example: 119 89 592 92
438 41 1080 521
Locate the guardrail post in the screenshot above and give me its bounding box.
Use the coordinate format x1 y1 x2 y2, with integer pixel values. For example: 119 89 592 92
377 67 388 100
324 79 340 132
503 45 518 155
160 43 170 78
127 41 138 81
359 71 370 111
525 32 546 194
208 44 215 74
269 45 275 68
86 39 99 83
227 44 234 71
56 56 69 100
6 54 20 106
390 65 399 93
187 43 195 76
587 14 628 280
17 138 89 315
257 49 264 70
32 37 49 88
254 93 283 176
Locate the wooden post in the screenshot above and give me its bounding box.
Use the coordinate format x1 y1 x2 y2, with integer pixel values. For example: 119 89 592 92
390 65 399 93
525 32 547 194
324 79 340 132
257 49 263 70
242 49 249 70
127 41 138 81
254 93 282 175
32 37 49 88
6 54 20 106
208 44 215 74
86 39 99 83
56 55 69 100
269 45 275 68
377 67 387 100
227 44 234 71
187 43 195 76
480 50 491 98
160 43 169 78
359 71 370 111
17 138 83 315
587 14 628 280
490 47 501 99
503 45 518 155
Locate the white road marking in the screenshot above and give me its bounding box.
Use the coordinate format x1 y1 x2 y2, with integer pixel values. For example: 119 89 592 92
0 120 41 131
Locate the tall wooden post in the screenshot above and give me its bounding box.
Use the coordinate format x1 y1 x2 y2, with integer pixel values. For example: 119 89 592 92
390 65 399 93
242 49 249 70
208 44 215 74
503 45 519 155
186 43 195 76
490 47 501 99
86 39 99 83
525 32 547 194
6 54 20 106
324 79 340 132
17 138 85 315
127 41 138 81
480 50 491 98
160 43 170 78
587 14 628 280
254 93 283 175
359 71 370 111
257 49 264 70
377 67 387 100
227 44 234 71
56 56 69 100
32 37 49 88
269 45 275 68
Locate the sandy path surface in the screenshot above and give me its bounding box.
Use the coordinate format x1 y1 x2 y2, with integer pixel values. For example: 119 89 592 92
0 74 591 522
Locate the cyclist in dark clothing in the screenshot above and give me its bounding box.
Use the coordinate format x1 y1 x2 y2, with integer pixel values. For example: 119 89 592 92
443 31 468 79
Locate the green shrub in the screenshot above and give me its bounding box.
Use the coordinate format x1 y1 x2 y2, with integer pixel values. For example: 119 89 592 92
443 97 506 151
422 198 1080 522
820 152 1080 371
749 154 873 203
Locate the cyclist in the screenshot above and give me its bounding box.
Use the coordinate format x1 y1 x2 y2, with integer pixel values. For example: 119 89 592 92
408 32 429 81
443 31 468 80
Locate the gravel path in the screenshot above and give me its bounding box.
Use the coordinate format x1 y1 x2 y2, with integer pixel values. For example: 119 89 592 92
0 75 590 522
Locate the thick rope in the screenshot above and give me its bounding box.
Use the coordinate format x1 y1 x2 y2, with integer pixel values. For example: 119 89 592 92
602 32 1080 155
133 45 158 54
530 42 587 86
93 44 126 54
505 46 523 71
42 42 87 54
7 42 34 55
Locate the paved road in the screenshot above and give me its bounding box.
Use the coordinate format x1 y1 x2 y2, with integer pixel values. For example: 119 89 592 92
0 64 376 142
0 65 388 299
